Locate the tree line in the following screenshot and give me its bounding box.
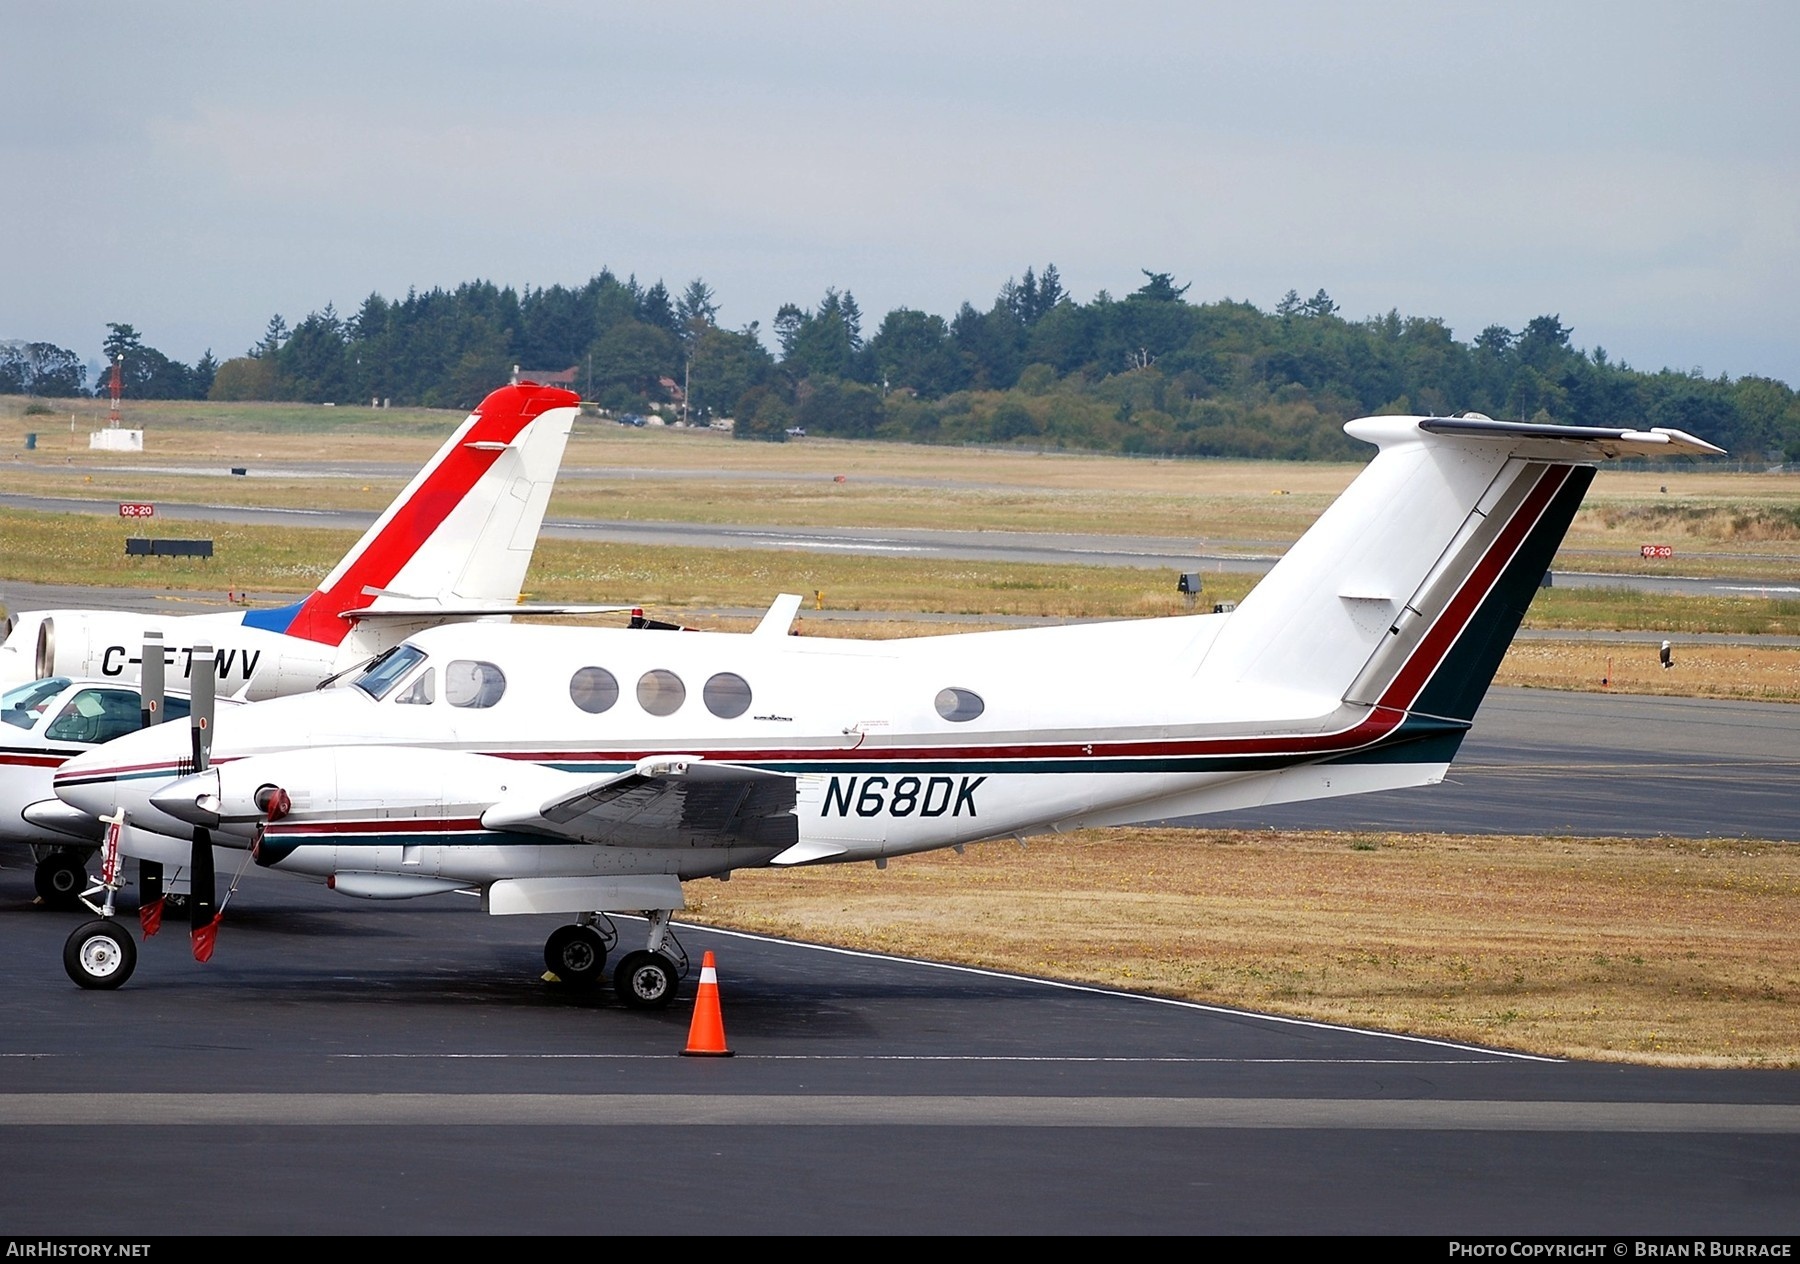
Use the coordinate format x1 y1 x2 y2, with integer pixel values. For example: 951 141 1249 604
9 267 1798 461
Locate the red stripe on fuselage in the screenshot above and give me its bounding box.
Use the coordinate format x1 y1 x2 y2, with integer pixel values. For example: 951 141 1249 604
0 750 70 769
281 384 578 645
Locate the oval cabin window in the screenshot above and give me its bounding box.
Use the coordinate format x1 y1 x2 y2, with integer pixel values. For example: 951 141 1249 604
934 687 985 722
703 672 752 719
569 666 620 714
636 669 686 717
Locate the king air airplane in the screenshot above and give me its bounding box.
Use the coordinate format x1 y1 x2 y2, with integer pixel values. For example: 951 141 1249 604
2 382 600 906
53 416 1720 1006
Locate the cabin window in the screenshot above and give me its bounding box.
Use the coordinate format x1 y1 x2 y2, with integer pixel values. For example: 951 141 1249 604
356 645 427 700
45 688 144 745
569 666 620 714
2 677 71 730
394 668 435 706
446 660 507 709
703 672 752 719
636 669 685 717
934 687 985 722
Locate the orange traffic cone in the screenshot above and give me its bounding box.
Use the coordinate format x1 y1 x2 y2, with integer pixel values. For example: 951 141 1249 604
681 950 733 1057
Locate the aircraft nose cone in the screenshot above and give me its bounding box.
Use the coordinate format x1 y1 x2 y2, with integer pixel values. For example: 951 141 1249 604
51 748 123 820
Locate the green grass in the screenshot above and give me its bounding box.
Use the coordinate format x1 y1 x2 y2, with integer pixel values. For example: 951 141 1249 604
1524 587 1800 636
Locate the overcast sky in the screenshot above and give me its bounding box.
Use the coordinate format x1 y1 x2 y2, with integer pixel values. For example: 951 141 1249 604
4 1 1796 385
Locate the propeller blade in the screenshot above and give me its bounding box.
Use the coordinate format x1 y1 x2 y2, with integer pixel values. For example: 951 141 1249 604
140 630 165 729
187 645 217 937
138 630 166 909
188 643 214 773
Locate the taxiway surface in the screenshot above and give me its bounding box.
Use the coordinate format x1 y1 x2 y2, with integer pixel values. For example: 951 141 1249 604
1 865 1795 1236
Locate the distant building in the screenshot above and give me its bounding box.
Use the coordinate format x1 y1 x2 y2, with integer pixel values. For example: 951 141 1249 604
515 366 580 390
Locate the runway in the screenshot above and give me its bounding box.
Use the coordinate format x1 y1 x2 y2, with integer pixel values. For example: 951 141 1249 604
1 867 1795 1236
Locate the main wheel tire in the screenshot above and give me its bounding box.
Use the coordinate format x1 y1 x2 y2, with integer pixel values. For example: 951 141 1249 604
35 851 88 911
613 950 680 1010
64 919 136 990
544 924 607 988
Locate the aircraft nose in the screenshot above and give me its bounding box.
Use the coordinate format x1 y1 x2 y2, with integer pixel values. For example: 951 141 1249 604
53 743 182 828
52 746 128 819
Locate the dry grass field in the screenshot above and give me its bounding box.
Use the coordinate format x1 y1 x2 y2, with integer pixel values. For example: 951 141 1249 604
683 829 1800 1067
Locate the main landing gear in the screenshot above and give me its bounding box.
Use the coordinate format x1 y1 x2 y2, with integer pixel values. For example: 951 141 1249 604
543 917 617 989
613 950 680 1010
542 908 686 1009
33 847 90 911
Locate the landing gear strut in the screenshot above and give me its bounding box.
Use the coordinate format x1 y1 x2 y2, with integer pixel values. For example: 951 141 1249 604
62 811 135 989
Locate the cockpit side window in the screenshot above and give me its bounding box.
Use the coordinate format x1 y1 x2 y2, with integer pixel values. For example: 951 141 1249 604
394 668 436 706
446 660 506 709
45 688 144 745
2 677 72 730
355 645 428 700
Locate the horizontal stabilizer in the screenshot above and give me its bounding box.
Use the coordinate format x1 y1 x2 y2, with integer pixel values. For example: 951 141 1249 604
1416 416 1723 458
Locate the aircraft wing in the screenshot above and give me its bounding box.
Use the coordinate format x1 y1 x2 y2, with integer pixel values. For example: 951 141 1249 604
339 603 633 621
481 756 798 850
342 589 632 621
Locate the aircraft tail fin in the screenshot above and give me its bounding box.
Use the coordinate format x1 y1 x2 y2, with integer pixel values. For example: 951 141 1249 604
261 383 580 645
1195 416 1720 726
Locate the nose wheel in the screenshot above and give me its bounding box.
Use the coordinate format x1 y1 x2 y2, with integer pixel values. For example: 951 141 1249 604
64 919 137 990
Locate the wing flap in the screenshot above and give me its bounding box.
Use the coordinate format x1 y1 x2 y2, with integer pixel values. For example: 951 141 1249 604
482 756 798 849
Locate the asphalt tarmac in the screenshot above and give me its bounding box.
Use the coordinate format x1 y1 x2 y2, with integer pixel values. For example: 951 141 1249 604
1 865 1796 1236
1186 687 1800 840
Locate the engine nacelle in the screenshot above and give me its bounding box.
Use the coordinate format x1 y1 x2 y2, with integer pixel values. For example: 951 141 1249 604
186 746 571 845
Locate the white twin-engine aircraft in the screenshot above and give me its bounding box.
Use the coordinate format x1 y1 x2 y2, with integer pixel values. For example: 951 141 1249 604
53 416 1720 1006
2 382 605 905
